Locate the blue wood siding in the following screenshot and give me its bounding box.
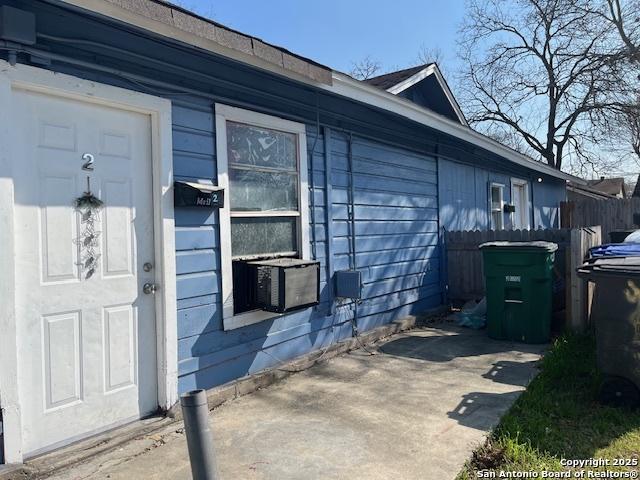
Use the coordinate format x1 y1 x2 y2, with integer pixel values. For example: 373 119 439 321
175 112 442 392
438 158 565 231
532 179 566 228
14 0 570 396
329 132 442 327
397 77 461 124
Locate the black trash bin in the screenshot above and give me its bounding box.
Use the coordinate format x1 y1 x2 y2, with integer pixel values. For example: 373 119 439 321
578 256 640 407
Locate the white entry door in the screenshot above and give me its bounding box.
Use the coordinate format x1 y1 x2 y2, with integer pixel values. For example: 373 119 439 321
12 89 158 456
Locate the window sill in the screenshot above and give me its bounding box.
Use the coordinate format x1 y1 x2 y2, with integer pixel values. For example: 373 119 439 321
223 309 283 331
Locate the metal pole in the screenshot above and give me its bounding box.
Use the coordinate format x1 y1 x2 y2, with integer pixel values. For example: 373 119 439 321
180 389 219 480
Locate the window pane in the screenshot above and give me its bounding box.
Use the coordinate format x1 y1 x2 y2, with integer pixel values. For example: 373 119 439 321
491 211 503 230
491 186 502 210
230 168 298 212
227 121 297 171
231 217 297 258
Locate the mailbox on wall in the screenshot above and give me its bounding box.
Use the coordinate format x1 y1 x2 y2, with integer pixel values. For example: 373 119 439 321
174 181 224 208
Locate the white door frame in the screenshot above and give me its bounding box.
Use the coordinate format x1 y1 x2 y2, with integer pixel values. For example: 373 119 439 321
510 177 531 230
0 61 178 463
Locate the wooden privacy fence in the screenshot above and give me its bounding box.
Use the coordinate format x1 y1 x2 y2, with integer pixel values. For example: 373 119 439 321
445 226 602 332
566 226 602 332
561 197 640 242
445 228 571 300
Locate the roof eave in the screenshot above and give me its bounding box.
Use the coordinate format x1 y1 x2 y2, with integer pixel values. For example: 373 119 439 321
323 73 583 184
58 0 582 185
384 65 434 95
59 0 333 86
567 184 617 199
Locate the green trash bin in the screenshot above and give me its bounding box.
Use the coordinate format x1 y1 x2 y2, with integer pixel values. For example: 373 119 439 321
479 241 558 343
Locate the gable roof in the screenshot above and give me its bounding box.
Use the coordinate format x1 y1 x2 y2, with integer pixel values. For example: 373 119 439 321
364 64 468 126
364 65 429 90
586 177 626 196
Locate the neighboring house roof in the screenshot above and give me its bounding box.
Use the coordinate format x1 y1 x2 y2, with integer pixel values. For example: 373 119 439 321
586 177 626 197
364 64 468 126
60 0 583 184
567 182 617 200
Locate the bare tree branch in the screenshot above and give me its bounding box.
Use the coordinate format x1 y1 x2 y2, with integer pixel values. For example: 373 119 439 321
574 0 640 171
416 45 446 66
349 55 383 80
598 0 640 61
457 0 632 171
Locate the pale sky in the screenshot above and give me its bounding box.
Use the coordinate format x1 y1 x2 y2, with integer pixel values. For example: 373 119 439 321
175 0 466 74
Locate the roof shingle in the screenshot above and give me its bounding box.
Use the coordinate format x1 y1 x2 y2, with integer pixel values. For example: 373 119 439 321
96 0 333 84
363 64 432 90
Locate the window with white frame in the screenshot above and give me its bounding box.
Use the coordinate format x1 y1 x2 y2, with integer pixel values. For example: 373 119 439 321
227 121 301 258
216 104 309 328
490 183 505 230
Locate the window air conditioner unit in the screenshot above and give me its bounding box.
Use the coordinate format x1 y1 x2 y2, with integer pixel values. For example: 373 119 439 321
246 258 320 313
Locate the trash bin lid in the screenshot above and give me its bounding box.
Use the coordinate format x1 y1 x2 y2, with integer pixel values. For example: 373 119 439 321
589 243 640 258
479 241 558 253
578 256 640 277
625 230 640 243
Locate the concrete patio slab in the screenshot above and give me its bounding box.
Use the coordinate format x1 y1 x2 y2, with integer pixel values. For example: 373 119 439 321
42 324 544 480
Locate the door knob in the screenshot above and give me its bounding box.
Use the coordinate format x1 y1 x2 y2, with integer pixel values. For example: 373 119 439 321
143 282 159 295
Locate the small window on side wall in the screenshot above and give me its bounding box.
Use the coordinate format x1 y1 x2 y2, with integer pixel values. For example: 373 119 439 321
216 104 310 329
490 183 505 230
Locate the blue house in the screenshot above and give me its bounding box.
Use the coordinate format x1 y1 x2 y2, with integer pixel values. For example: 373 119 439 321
0 0 578 462
365 64 569 231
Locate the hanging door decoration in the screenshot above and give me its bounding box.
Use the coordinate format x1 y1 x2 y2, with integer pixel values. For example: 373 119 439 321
75 175 103 279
